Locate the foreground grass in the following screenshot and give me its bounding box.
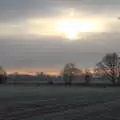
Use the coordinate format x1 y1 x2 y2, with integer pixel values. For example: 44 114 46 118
0 85 120 98
1 86 120 120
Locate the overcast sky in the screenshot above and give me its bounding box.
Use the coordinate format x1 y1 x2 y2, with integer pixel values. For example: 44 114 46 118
0 0 120 73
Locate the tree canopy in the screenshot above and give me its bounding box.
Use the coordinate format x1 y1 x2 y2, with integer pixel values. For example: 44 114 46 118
96 53 120 84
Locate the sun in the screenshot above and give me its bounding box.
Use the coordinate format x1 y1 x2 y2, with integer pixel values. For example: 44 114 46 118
66 33 78 39
57 18 99 40
58 19 80 40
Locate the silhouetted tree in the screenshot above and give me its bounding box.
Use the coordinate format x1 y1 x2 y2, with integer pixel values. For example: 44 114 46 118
0 66 7 84
46 75 53 85
96 53 120 84
62 63 80 86
13 72 19 85
84 71 92 85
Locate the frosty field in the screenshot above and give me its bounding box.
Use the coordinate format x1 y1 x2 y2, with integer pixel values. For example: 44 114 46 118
0 86 120 120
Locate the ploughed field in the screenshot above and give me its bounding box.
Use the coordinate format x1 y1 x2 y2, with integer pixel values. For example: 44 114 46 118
0 86 120 120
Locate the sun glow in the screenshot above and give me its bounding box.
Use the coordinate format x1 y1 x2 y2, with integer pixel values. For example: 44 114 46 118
57 18 100 40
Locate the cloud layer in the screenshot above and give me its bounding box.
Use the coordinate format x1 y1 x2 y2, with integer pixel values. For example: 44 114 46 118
0 0 120 72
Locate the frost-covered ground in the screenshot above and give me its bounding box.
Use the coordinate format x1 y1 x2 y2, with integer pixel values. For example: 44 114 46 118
0 86 120 120
7 77 111 84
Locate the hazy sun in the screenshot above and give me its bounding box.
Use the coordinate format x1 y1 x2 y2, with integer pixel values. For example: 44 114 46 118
57 18 99 40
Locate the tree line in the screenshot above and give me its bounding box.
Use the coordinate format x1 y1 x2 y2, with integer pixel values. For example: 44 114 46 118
1 52 120 85
61 52 120 86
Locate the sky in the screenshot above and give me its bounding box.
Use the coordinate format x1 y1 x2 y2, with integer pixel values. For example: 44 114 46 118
0 0 120 74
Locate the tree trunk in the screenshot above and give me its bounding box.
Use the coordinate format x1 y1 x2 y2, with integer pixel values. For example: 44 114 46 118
111 68 116 85
85 74 91 85
69 74 73 87
111 76 115 84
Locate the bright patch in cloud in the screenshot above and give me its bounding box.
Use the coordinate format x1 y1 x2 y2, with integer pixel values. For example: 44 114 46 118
56 18 103 39
0 16 119 39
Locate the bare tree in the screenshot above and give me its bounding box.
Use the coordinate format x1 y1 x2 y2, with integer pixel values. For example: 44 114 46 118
84 69 92 85
47 75 53 85
62 63 80 86
0 66 7 84
96 53 120 84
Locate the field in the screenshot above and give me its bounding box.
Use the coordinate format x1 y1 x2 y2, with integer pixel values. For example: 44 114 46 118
7 77 112 86
0 85 120 120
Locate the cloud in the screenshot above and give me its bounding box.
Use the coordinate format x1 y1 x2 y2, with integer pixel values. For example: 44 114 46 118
0 32 120 71
0 0 120 72
0 0 119 38
0 0 62 22
0 0 120 22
